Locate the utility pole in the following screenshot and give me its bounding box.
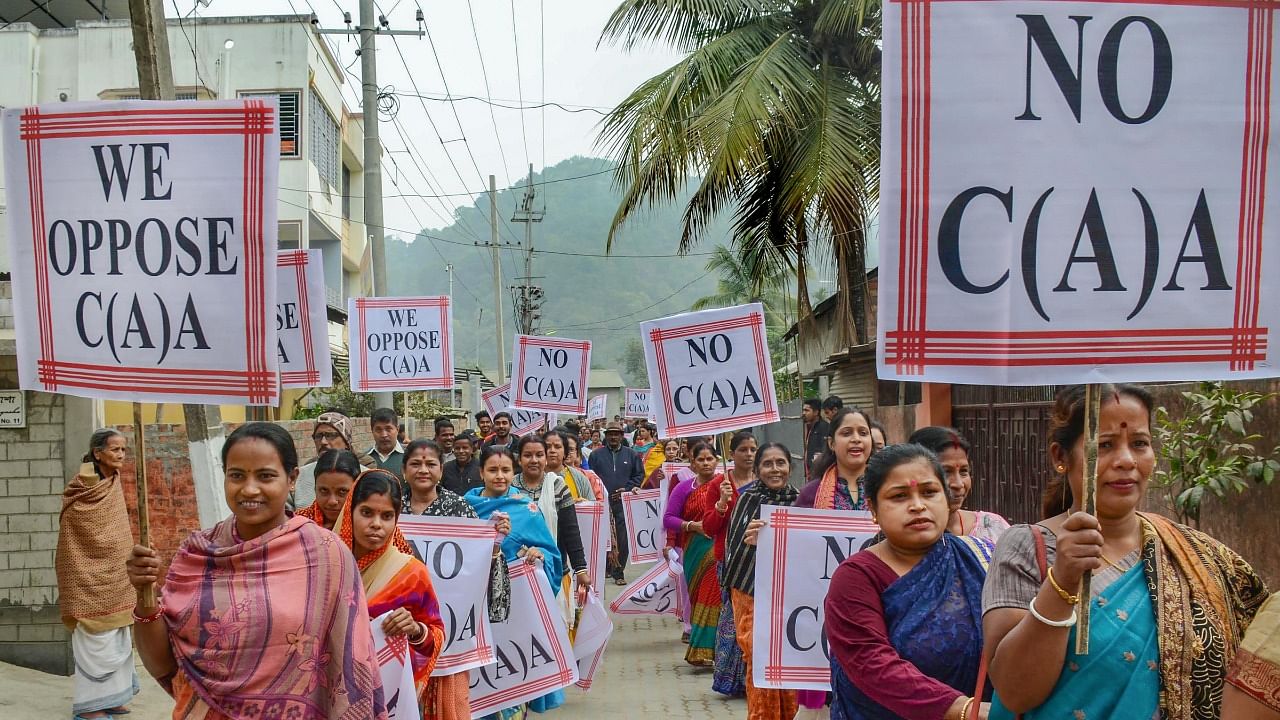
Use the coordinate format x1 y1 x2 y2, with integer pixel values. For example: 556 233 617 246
510 164 545 335
318 8 422 410
489 175 507 383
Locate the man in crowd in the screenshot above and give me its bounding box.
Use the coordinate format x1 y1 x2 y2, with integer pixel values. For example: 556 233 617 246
474 410 493 438
802 397 830 477
590 420 644 585
442 432 483 495
485 412 518 452
822 394 844 423
433 417 456 461
367 407 405 482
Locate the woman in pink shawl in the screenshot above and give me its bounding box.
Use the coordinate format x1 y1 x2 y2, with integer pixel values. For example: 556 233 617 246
127 422 387 720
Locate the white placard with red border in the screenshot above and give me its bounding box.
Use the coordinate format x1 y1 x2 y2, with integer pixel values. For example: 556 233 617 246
509 334 591 413
276 249 331 389
619 488 665 565
608 548 685 618
397 515 497 676
641 303 779 437
586 394 607 422
481 382 546 436
2 99 280 404
370 611 422 720
574 501 609 596
624 387 657 421
468 562 577 718
878 1 1280 384
572 591 613 691
349 296 453 392
753 506 879 691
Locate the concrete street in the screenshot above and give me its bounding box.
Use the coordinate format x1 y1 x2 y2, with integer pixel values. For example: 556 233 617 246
0 577 769 719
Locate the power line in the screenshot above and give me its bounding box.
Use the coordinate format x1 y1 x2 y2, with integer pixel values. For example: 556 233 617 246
388 90 612 114
508 0 531 169
276 160 620 200
554 275 706 330
464 0 515 188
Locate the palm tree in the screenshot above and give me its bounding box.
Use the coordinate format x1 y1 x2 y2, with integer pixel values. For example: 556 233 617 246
691 244 790 326
598 0 881 345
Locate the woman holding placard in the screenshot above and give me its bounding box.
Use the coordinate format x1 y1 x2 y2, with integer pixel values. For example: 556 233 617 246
466 445 567 715
907 427 1010 543
825 443 995 720
401 439 512 720
336 468 446 713
724 442 801 720
701 431 758 696
125 423 387 720
670 441 725 666
513 434 592 609
57 429 139 720
294 449 359 530
982 384 1269 720
798 407 875 511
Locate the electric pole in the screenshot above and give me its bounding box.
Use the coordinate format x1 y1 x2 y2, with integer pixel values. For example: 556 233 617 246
511 164 544 335
489 175 508 383
318 7 422 410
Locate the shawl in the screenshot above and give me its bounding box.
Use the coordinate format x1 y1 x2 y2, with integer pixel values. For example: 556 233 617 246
56 464 135 632
559 465 596 501
814 465 863 510
1228 594 1280 712
643 444 666 480
515 472 561 544
464 486 564 591
1139 512 1270 719
723 482 799 596
162 516 387 720
334 473 416 572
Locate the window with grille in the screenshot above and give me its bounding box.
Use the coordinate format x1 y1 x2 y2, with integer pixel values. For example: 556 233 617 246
308 90 340 192
239 91 301 157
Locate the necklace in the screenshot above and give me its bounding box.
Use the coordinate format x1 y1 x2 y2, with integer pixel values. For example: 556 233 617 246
1101 553 1124 572
956 510 967 536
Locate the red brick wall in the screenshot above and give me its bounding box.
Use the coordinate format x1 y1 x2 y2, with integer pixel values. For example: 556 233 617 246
111 418 379 578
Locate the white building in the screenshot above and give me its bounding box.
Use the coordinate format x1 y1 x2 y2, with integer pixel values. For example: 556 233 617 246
0 13 372 420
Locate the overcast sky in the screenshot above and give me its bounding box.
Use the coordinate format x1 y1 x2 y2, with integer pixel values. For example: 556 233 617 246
174 0 684 236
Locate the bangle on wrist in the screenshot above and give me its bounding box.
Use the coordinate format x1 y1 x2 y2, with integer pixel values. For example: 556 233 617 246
1028 596 1077 627
408 622 428 645
1046 567 1080 605
959 696 974 720
133 604 164 624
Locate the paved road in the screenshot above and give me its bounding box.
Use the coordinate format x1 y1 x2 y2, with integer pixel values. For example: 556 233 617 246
0 580 752 719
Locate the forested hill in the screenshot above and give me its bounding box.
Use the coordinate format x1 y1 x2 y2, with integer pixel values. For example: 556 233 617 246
386 156 733 380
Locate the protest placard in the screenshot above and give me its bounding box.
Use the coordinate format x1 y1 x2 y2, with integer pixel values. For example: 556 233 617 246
468 562 577 718
642 303 779 437
572 592 613 692
510 335 592 414
586 394 607 422
370 611 422 720
2 99 280 404
397 515 497 676
481 382 546 436
878 2 1280 384
620 488 665 564
276 249 331 389
752 507 879 690
349 296 452 392
609 548 685 618
574 501 609 596
624 388 656 421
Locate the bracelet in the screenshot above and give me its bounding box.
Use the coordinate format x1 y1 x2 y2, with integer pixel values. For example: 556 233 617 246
959 696 975 720
1046 567 1080 605
1028 596 1078 627
408 622 428 646
133 605 164 624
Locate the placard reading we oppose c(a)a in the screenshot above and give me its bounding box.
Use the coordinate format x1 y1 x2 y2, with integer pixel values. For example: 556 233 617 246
348 296 453 392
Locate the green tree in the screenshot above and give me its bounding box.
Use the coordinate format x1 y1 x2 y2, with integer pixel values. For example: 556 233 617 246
600 0 881 344
618 337 650 386
691 244 790 324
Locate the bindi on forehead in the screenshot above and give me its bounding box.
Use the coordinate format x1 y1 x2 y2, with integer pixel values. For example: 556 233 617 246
1120 421 1128 428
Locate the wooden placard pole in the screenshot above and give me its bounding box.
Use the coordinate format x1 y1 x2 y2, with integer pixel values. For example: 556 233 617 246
131 402 156 608
1074 383 1102 654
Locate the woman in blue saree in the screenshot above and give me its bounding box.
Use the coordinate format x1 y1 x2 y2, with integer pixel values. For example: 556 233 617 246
982 385 1268 720
825 443 994 720
466 445 566 716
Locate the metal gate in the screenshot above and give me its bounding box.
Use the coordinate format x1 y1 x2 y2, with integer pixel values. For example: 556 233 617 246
951 385 1058 524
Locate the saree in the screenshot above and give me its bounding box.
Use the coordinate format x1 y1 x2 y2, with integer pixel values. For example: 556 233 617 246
990 513 1269 720
733 588 798 720
683 479 721 665
163 516 386 720
465 487 566 715
1229 594 1280 712
833 534 993 720
335 490 447 712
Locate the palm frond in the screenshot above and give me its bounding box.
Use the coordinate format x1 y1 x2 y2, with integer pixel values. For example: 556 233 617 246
599 0 776 52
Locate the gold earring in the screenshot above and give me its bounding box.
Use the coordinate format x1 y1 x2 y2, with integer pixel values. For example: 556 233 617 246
1056 464 1065 473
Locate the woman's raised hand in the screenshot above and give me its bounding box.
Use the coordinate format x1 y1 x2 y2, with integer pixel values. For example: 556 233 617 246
125 545 161 592
1054 512 1105 590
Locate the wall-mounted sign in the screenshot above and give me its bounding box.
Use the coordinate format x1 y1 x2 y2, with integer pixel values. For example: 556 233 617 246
0 390 25 428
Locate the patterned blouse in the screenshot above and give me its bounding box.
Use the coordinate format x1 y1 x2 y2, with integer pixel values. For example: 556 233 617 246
402 487 511 622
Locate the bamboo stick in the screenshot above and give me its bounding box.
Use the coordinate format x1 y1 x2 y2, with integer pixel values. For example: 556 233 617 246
1074 383 1101 654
